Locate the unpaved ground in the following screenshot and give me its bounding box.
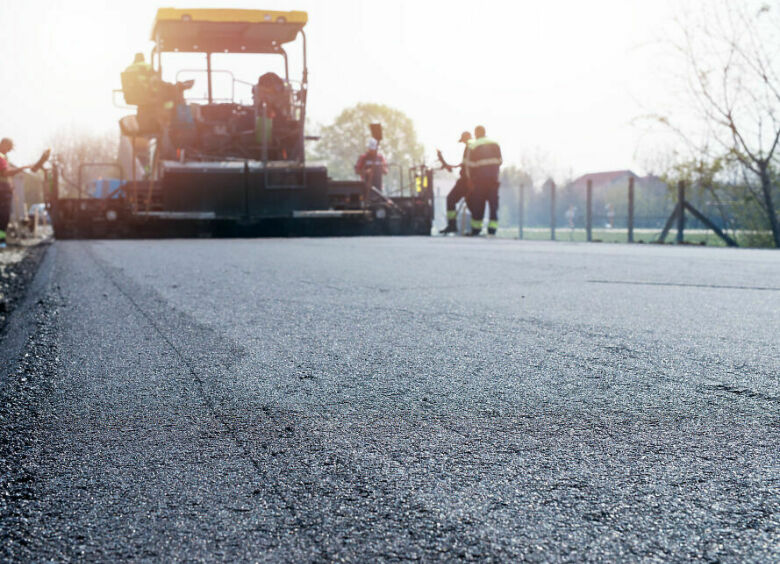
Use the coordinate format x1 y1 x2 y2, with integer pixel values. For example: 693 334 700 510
0 240 50 331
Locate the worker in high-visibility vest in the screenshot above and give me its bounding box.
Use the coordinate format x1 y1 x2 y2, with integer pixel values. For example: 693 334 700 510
123 53 190 133
122 53 163 131
125 53 154 77
0 138 27 249
465 125 502 235
122 53 159 102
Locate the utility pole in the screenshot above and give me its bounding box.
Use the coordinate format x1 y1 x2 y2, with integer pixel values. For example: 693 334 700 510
676 180 685 244
586 179 593 242
550 180 556 241
627 176 635 243
518 183 524 240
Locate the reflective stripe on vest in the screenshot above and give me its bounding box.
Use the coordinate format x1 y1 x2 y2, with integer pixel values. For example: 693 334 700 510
466 157 502 167
469 137 497 149
128 62 153 73
465 138 502 169
126 62 155 84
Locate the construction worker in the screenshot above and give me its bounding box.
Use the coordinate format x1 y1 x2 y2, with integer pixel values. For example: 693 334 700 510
0 138 27 249
122 53 158 101
122 53 191 134
122 53 162 131
355 138 388 191
465 125 502 235
125 52 153 74
438 131 473 234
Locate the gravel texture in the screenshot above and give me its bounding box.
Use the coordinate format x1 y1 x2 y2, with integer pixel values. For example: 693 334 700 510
0 242 50 330
1 238 779 562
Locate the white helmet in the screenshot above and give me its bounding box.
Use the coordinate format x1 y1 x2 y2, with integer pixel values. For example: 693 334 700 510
367 138 379 151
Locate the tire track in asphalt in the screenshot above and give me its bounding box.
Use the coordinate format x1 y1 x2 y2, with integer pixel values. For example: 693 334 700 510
79 242 313 524
589 279 780 292
77 242 454 560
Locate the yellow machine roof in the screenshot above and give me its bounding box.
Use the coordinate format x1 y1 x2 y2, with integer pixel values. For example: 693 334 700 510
152 8 308 53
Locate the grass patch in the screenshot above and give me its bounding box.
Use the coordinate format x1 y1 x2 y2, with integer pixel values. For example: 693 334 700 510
492 227 770 247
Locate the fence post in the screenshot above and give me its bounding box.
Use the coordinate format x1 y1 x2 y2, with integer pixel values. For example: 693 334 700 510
627 176 635 243
676 180 685 244
586 179 593 242
550 181 556 241
518 183 524 240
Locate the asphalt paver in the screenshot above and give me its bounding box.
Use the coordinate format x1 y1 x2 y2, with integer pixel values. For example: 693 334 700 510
1 238 778 561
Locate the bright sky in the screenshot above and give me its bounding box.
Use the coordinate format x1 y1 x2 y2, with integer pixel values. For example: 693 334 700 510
1 0 679 178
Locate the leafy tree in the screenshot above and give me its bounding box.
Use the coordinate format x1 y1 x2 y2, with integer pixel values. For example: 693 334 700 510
664 156 777 245
313 103 424 193
659 1 780 246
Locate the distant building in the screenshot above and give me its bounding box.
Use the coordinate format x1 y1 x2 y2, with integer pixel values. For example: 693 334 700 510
565 170 671 228
568 170 638 192
568 170 667 194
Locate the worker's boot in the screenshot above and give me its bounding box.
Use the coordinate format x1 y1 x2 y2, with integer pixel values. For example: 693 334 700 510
468 228 482 236
439 219 457 234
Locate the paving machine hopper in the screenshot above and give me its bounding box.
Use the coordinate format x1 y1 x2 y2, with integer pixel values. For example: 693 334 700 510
50 8 433 238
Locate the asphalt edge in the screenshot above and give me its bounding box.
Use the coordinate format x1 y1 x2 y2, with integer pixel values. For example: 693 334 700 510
0 243 56 389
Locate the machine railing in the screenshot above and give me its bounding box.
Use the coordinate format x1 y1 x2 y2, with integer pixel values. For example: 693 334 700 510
173 69 305 109
77 163 125 200
176 68 237 103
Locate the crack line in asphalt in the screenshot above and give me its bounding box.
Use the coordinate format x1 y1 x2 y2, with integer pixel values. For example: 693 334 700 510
704 383 780 405
588 279 780 291
80 243 305 517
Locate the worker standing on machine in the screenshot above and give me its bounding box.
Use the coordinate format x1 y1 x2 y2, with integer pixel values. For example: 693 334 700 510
465 125 502 236
122 53 162 132
438 131 473 234
122 53 192 133
0 138 27 249
123 53 157 92
355 138 388 191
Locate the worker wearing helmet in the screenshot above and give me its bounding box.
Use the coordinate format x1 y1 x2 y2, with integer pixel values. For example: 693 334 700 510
126 53 154 78
465 125 502 235
122 53 159 103
122 53 162 131
122 53 191 133
355 138 388 191
438 131 473 234
0 138 28 249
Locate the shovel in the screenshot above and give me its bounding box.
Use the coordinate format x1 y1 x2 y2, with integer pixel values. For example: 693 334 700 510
28 148 51 173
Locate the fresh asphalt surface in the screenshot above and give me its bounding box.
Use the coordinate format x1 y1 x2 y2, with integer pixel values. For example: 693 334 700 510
1 237 779 561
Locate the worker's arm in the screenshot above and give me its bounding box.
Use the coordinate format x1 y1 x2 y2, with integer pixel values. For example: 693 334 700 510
1 166 27 178
0 162 27 179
